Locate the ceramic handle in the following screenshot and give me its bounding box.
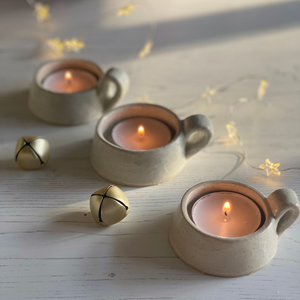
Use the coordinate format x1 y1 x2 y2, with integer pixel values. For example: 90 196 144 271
98 68 130 111
267 189 300 236
182 114 213 159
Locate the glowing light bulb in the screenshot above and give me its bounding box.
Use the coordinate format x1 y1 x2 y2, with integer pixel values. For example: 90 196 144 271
138 125 145 138
223 201 231 217
259 158 281 176
65 71 72 84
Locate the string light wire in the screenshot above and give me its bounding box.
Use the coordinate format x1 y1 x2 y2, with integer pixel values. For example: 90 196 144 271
27 1 300 178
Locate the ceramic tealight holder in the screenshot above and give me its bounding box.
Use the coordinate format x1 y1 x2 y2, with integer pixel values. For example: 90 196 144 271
90 103 213 186
169 180 300 277
29 59 129 125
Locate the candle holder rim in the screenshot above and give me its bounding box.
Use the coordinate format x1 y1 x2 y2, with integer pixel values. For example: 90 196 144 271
34 58 103 95
95 103 183 153
180 180 272 242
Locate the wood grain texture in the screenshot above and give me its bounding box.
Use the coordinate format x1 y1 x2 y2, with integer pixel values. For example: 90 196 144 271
0 0 300 299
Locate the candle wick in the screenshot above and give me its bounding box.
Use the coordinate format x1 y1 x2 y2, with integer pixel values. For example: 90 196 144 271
224 211 227 217
138 125 145 138
65 71 72 85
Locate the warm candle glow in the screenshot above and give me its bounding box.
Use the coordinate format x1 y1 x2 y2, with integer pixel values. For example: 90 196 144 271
223 201 231 216
138 125 145 137
64 71 72 83
192 192 262 238
43 69 98 93
112 117 172 151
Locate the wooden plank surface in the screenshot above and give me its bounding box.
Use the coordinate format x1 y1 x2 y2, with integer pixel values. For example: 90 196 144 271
0 0 300 299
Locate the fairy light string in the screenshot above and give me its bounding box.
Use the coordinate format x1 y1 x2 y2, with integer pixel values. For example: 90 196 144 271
28 1 155 57
257 79 269 101
201 85 218 104
135 94 154 104
189 77 300 178
259 159 281 176
226 121 238 140
27 0 85 54
33 2 51 22
27 1 299 178
28 1 157 114
117 4 136 16
171 75 266 111
224 79 300 177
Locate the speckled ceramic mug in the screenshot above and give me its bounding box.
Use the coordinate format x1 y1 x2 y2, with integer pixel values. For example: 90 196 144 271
169 180 300 277
90 103 213 186
29 59 129 125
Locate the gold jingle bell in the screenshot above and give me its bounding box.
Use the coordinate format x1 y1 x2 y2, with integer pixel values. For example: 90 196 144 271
90 185 130 226
15 136 50 170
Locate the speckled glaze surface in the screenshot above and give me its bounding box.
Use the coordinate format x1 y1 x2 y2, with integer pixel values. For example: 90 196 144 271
169 180 300 277
29 59 129 126
90 103 212 186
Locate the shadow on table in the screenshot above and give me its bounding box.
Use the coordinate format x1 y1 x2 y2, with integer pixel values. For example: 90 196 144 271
46 138 100 183
3 0 300 65
0 158 16 170
16 37 65 61
0 89 45 125
78 0 300 65
0 136 140 198
24 203 227 280
48 212 215 279
46 139 126 189
109 214 217 279
49 210 103 230
45 137 147 193
29 199 141 243
14 208 113 247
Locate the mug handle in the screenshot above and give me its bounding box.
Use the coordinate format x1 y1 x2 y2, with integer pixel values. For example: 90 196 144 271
97 68 130 111
267 189 300 236
182 114 213 159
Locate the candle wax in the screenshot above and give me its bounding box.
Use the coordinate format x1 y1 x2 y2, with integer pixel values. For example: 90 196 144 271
112 117 172 150
43 68 98 93
192 192 262 238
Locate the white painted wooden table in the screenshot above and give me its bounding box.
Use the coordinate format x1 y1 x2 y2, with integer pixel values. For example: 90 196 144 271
1 1 300 299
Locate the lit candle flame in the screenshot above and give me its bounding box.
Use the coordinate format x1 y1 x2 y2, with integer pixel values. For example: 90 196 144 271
138 125 145 137
223 201 231 217
65 71 72 83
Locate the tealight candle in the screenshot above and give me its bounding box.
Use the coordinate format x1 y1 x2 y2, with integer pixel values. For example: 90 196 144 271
192 192 261 238
112 117 172 150
43 68 98 93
